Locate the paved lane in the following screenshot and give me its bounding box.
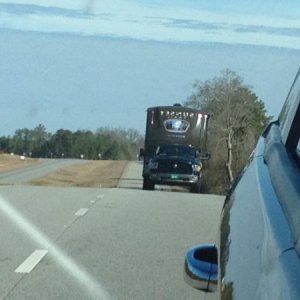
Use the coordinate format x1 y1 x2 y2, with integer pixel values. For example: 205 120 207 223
0 186 109 299
0 161 224 299
117 161 143 189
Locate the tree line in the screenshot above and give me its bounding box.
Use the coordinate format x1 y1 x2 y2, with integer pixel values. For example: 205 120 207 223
0 125 144 161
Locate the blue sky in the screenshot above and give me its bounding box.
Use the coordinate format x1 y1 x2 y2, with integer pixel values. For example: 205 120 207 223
0 0 299 136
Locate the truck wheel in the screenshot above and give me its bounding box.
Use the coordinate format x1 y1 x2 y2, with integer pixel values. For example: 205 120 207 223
191 180 201 193
143 177 155 190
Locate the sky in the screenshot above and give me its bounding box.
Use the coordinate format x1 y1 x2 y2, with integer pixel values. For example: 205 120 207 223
0 0 299 136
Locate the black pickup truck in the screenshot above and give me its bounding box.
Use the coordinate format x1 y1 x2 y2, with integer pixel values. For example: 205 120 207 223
140 104 210 192
147 144 202 192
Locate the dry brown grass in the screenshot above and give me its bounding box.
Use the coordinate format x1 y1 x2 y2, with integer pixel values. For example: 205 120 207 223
30 160 128 188
0 153 128 188
0 153 39 171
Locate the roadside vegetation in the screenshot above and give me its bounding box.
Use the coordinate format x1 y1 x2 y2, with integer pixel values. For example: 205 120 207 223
184 69 271 194
30 160 127 188
0 153 39 171
0 127 144 161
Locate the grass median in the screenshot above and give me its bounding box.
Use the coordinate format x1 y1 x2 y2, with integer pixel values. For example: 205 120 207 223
0 154 128 188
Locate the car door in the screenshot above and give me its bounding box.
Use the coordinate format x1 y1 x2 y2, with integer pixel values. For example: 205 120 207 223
220 69 300 299
184 69 300 299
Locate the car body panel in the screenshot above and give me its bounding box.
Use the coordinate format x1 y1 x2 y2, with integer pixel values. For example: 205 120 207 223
220 68 300 299
220 133 300 299
184 68 300 299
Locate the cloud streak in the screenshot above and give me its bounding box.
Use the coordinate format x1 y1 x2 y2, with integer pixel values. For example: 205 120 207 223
0 3 90 17
0 1 299 49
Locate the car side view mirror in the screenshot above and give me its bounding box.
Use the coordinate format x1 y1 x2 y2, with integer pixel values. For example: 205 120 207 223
184 243 218 292
139 148 145 160
199 152 211 160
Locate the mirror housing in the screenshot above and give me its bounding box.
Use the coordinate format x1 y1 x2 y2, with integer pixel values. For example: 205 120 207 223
139 148 145 161
184 243 218 292
199 152 211 160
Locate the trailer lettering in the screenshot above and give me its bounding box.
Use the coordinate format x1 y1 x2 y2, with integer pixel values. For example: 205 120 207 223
160 110 195 119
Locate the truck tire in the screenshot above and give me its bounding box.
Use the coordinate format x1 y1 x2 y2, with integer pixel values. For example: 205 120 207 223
143 177 155 190
191 180 201 193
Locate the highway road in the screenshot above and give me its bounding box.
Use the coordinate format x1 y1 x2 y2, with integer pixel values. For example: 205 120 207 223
0 161 224 300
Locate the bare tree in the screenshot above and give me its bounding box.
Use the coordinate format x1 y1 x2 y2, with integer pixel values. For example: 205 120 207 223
185 69 270 192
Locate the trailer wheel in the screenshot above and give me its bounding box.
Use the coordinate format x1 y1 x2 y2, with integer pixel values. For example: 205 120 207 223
143 177 155 190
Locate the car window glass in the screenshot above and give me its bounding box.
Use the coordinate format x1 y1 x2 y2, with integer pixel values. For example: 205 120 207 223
279 70 300 145
297 138 300 159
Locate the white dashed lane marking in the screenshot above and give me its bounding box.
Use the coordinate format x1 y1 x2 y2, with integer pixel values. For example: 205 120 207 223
15 249 48 273
75 208 89 216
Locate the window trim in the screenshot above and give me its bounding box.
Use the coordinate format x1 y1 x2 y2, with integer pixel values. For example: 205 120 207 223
264 124 300 255
280 69 300 148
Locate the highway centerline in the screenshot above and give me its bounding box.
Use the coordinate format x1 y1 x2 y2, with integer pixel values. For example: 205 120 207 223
15 250 48 273
75 208 89 216
0 194 110 299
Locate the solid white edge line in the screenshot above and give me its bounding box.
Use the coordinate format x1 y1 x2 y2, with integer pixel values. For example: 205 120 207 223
15 249 48 273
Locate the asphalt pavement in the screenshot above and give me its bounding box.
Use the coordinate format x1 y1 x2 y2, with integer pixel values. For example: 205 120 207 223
0 161 224 300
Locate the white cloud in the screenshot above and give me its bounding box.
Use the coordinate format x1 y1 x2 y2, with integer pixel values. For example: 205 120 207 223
0 0 299 49
0 0 85 9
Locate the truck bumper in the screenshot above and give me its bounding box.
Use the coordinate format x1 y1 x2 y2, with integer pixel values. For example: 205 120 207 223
149 173 200 186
